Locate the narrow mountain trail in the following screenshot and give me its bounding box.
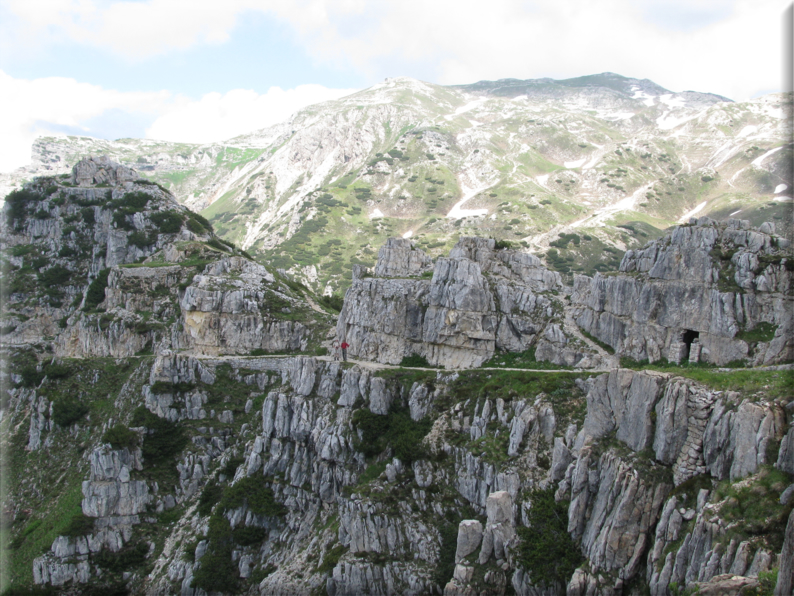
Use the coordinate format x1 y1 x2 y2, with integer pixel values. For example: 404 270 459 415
203 353 612 373
562 309 620 369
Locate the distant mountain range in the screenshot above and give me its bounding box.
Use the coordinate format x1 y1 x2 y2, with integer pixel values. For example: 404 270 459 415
3 73 791 295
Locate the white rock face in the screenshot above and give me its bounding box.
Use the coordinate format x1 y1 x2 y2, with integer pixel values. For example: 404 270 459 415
454 520 483 563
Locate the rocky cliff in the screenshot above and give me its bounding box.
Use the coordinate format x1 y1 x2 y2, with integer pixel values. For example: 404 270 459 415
572 217 793 366
1 161 793 596
337 237 603 369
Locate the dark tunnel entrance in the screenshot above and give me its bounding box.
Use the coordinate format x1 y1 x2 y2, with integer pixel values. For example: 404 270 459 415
682 329 700 362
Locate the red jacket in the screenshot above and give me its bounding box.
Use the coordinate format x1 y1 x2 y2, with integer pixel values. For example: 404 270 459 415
340 342 349 349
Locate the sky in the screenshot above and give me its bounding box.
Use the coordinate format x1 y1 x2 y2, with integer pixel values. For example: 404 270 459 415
0 0 790 173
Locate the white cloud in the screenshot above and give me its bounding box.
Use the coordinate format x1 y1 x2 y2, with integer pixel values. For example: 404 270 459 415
1 0 787 100
145 84 358 143
282 0 785 101
0 69 356 173
0 69 170 172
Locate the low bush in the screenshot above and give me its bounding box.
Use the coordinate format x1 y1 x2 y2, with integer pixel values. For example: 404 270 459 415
352 406 432 465
219 476 286 517
197 480 224 517
93 541 148 572
399 354 431 368
51 398 89 427
37 265 71 287
319 294 344 312
232 526 267 546
83 269 111 311
185 211 213 234
318 543 347 574
131 405 188 467
128 231 155 248
151 211 183 234
191 515 238 593
102 424 139 450
113 192 150 213
149 381 195 394
516 487 582 589
61 514 95 537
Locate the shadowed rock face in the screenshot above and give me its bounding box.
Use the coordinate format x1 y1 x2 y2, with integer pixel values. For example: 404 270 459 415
572 217 793 366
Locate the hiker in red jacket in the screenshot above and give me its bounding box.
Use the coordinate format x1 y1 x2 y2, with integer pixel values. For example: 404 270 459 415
340 340 349 362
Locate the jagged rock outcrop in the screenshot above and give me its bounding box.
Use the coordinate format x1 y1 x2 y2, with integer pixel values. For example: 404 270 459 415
373 238 434 277
572 217 793 366
338 237 593 368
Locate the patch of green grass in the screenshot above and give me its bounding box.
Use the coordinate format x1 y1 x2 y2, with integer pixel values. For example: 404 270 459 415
620 362 792 402
481 348 573 369
4 481 84 588
713 466 793 551
317 544 348 574
357 461 387 485
736 322 777 343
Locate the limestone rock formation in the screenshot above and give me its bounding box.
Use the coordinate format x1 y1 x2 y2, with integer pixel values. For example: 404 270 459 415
572 217 793 366
338 236 595 368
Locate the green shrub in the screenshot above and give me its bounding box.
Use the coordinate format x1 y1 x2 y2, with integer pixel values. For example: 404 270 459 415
232 526 267 546
17 365 44 388
319 293 344 312
44 362 72 379
93 541 148 572
184 210 213 235
220 476 286 517
318 544 347 574
113 212 134 230
149 381 195 394
37 265 71 286
114 191 150 213
432 522 458 587
102 424 139 450
61 514 94 537
191 515 239 593
352 406 432 465
207 238 231 252
128 231 154 248
51 398 89 427
131 405 188 467
83 269 110 311
151 211 183 233
221 457 245 477
5 189 42 226
516 488 582 589
399 354 431 368
81 207 96 224
197 480 224 516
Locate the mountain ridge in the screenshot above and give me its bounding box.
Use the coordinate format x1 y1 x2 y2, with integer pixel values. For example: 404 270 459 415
2 75 790 299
